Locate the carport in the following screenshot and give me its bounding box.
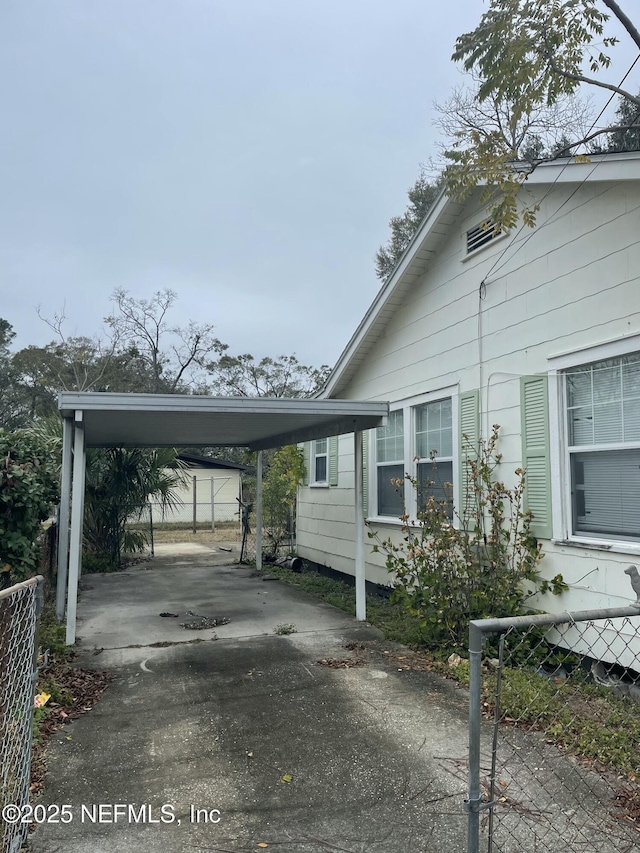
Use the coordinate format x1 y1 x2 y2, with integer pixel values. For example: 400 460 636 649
57 392 388 644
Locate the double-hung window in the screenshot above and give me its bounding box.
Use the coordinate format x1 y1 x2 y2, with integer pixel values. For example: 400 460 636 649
376 409 405 516
415 398 454 517
373 391 457 520
312 438 328 484
565 352 640 540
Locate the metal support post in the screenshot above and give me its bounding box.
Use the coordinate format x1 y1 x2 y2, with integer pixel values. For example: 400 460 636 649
256 451 263 571
192 475 197 533
56 416 73 620
465 622 484 853
354 430 366 621
66 413 86 645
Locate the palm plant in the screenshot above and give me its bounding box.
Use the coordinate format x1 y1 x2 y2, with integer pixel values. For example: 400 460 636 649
28 417 186 568
83 447 186 566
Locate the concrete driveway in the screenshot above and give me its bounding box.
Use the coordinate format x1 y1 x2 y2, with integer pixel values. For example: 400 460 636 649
30 547 471 853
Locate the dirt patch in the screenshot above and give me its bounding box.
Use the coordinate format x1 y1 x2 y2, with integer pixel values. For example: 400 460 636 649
31 663 112 797
124 638 208 648
316 657 366 668
152 525 241 545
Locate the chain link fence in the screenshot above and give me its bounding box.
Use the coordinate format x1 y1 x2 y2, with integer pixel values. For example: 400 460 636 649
237 505 298 565
148 499 239 527
149 475 239 530
467 606 640 853
0 576 44 853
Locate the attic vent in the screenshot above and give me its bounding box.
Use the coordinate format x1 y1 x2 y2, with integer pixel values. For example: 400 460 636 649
466 219 500 254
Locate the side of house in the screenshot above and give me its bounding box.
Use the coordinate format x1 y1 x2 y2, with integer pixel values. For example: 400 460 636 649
297 153 640 662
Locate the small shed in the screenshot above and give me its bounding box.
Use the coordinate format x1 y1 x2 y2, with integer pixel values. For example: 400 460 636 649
154 452 247 525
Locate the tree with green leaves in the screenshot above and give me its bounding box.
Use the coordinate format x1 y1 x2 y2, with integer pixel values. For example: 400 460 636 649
0 320 27 431
607 89 640 150
207 352 330 398
375 173 443 281
262 445 305 555
0 428 60 585
435 75 594 166
448 0 640 228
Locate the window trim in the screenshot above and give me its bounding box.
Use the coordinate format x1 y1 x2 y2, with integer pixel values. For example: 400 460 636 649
310 438 329 487
370 387 459 522
548 332 640 548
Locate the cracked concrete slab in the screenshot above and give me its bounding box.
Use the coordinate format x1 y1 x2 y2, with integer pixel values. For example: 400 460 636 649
29 552 635 853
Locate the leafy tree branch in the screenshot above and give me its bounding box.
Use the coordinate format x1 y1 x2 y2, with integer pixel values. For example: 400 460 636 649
447 0 640 227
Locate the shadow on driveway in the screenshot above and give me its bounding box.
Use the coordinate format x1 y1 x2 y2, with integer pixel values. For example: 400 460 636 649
31 552 470 853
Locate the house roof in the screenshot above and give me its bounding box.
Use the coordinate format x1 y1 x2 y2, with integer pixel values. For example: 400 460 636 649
58 392 388 449
322 151 640 398
177 452 247 471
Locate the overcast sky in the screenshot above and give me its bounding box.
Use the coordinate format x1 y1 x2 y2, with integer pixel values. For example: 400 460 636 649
1 1 637 370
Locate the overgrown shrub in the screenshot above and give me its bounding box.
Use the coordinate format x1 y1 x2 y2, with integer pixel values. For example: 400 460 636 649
262 445 304 555
369 425 567 650
0 429 60 585
84 447 185 567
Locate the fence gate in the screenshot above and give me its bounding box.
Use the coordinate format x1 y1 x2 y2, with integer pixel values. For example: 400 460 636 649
467 605 640 853
0 576 44 853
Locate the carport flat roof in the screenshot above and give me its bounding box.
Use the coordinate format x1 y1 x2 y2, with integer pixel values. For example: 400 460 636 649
58 392 388 450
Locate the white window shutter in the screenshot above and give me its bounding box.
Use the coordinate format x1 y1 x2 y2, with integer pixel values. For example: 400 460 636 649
329 436 339 486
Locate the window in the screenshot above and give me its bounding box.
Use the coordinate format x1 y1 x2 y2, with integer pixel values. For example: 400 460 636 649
415 398 453 517
312 438 328 484
372 391 457 520
565 352 640 540
376 409 404 516
304 437 338 487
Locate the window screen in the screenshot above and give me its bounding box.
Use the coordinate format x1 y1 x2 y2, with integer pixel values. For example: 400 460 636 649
376 410 404 516
566 353 640 539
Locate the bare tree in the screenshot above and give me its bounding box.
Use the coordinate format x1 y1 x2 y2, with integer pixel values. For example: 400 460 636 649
36 303 122 392
105 289 222 393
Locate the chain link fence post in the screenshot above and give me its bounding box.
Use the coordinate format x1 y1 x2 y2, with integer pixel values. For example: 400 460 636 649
0 575 44 853
467 605 640 853
466 621 484 853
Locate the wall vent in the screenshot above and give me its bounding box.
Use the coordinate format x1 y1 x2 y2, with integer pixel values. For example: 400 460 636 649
466 219 500 254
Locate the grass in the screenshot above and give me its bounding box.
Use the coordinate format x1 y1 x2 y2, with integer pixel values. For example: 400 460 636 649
151 524 241 545
263 563 424 647
38 601 73 660
490 667 640 778
274 623 297 635
263 561 640 782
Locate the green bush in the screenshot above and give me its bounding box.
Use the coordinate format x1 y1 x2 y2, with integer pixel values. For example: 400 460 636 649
0 429 60 584
369 426 567 651
82 552 121 574
263 445 305 555
38 602 72 659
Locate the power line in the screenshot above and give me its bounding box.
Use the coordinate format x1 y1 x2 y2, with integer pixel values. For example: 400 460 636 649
480 52 640 286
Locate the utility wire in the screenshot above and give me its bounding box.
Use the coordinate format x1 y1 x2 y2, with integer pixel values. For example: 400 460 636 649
480 52 640 287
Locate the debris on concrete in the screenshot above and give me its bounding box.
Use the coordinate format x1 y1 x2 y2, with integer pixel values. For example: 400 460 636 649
180 609 231 630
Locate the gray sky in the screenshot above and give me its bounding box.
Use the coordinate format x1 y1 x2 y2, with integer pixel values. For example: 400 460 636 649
1 1 637 370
